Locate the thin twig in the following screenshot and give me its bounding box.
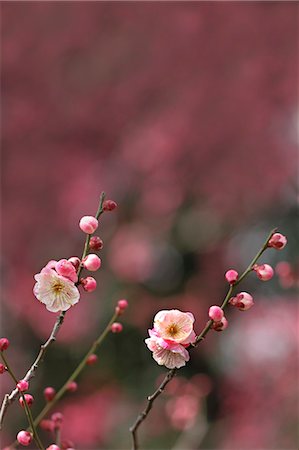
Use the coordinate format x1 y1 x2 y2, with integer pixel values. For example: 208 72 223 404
129 228 276 450
0 193 106 428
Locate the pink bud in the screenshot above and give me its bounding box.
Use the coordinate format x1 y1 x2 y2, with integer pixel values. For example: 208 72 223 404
46 446 61 450
86 354 98 365
212 316 228 332
68 257 81 271
253 263 274 281
66 381 78 392
111 322 123 333
82 254 101 271
0 363 6 374
225 269 239 284
229 292 254 311
19 394 34 408
89 236 103 251
79 216 98 234
117 299 128 310
17 379 29 392
208 306 224 322
0 338 9 351
268 233 287 250
45 260 58 269
55 259 78 282
103 200 117 211
61 440 75 450
51 412 63 428
44 386 56 402
81 276 97 292
17 431 32 446
39 419 54 432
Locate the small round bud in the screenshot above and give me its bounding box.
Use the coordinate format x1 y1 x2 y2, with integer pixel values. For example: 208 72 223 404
19 394 34 408
0 338 9 351
86 354 98 365
39 419 54 432
82 254 102 271
103 200 117 211
208 306 224 322
17 431 32 446
117 299 128 310
111 322 123 333
61 440 75 450
89 236 104 251
68 257 81 271
212 316 228 332
225 269 239 284
253 263 274 281
66 381 78 392
79 216 98 234
268 233 287 250
51 412 64 428
44 386 56 402
17 379 29 392
81 276 97 292
55 259 78 283
229 292 254 311
46 446 61 450
0 363 6 374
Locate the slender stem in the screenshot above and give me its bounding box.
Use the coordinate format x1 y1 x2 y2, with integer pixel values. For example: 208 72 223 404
0 352 45 450
33 310 118 427
130 228 277 450
0 193 106 428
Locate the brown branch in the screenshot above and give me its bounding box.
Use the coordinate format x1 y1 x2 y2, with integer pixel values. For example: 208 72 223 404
129 228 277 450
0 193 106 429
129 368 176 450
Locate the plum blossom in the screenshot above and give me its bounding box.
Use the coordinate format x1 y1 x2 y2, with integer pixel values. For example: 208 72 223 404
34 267 80 312
145 309 196 369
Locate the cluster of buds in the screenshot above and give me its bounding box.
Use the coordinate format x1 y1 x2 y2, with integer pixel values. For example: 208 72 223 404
39 413 75 449
0 338 9 375
209 306 228 332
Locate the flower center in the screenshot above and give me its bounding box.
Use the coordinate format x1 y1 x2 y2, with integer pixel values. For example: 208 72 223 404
167 323 179 337
52 282 64 293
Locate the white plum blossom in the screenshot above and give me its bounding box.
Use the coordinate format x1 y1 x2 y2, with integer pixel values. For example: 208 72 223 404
33 267 80 313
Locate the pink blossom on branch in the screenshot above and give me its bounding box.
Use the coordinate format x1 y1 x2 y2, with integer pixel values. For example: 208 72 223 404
33 267 80 312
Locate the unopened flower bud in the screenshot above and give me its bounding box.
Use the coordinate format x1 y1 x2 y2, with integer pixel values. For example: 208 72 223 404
46 445 61 450
225 269 239 284
117 299 128 310
81 276 97 292
44 386 56 402
212 316 228 332
51 412 63 428
66 381 78 392
103 200 117 211
253 263 274 281
55 259 78 283
19 394 34 408
208 306 224 322
61 440 75 450
86 354 98 365
17 379 29 392
17 431 32 446
111 322 123 333
0 363 6 374
39 419 54 432
79 216 98 234
89 236 103 251
229 292 254 311
268 233 287 250
68 257 81 271
0 338 9 351
82 254 101 271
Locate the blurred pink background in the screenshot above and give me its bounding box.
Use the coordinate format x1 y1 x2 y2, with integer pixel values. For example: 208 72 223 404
1 2 298 449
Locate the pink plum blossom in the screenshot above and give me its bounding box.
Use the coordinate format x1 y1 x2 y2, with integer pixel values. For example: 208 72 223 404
225 269 239 284
145 329 190 369
253 264 274 281
82 254 102 271
79 216 98 234
153 309 196 345
229 292 254 311
55 259 78 283
34 267 80 312
268 233 287 250
17 431 32 446
208 305 224 322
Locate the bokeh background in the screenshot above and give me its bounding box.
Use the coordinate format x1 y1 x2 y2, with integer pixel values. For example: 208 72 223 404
1 2 298 449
